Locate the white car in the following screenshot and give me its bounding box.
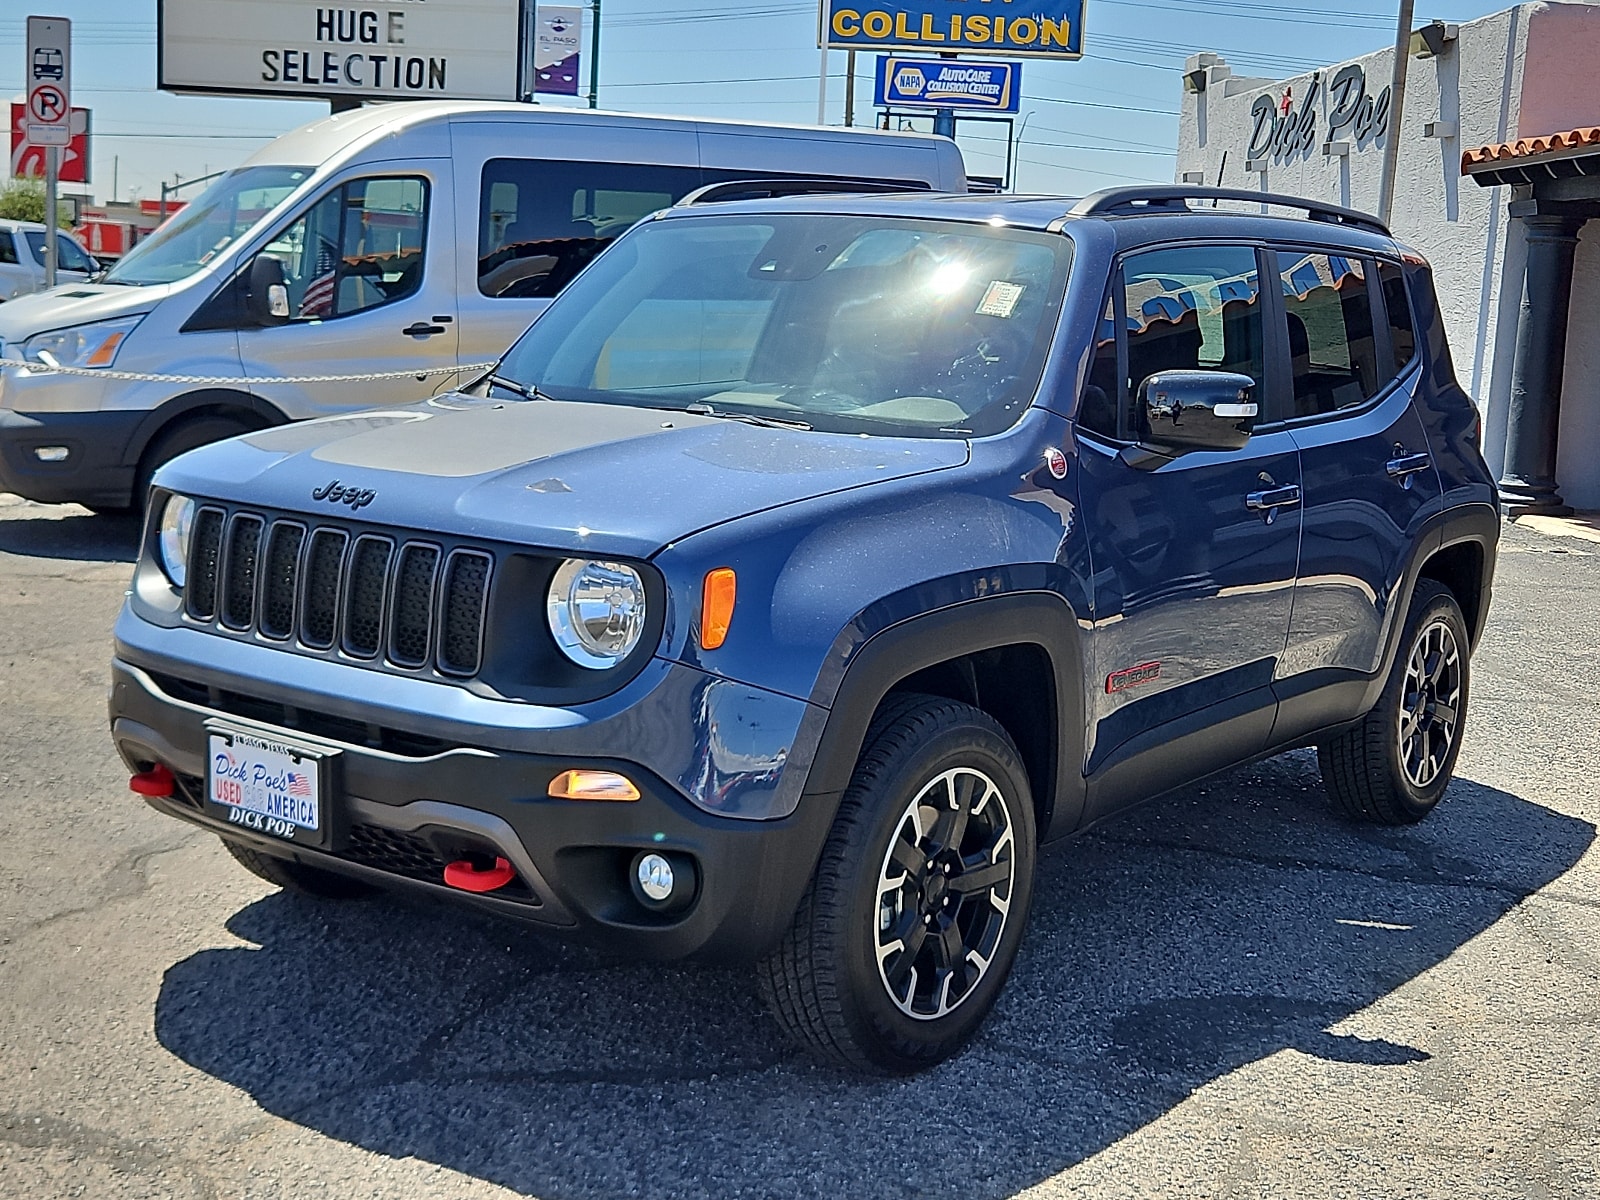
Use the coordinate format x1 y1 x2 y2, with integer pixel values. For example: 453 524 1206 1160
0 219 97 301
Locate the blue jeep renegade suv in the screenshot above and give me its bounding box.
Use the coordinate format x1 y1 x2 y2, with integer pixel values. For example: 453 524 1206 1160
110 186 1499 1073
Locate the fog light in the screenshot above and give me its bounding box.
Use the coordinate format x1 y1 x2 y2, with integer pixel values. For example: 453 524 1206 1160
636 852 674 902
34 446 69 462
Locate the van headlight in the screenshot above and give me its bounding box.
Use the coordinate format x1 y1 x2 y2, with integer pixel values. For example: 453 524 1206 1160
21 315 144 370
547 558 647 669
157 494 195 587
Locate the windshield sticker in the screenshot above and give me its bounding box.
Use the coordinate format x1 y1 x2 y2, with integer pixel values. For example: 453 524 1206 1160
977 281 1024 318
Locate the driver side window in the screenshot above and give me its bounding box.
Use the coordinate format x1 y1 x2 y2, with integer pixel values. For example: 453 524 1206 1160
263 177 428 321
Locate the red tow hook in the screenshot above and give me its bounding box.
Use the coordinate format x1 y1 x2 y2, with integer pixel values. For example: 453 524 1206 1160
443 856 516 893
129 764 175 798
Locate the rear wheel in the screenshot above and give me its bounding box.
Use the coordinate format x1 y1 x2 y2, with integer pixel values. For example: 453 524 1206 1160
757 695 1037 1073
220 837 376 899
1319 579 1470 824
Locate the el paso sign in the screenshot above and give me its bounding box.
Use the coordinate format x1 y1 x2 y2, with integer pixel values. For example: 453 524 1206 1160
821 0 1085 59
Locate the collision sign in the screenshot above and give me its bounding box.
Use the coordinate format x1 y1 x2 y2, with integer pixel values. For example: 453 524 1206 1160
821 0 1084 59
157 0 523 102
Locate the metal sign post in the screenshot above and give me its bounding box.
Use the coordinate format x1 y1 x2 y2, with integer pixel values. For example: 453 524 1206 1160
25 15 72 289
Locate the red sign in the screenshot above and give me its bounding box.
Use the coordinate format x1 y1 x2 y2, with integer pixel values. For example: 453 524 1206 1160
10 103 90 184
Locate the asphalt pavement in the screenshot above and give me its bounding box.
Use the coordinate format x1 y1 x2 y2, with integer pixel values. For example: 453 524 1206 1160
1 490 1596 1200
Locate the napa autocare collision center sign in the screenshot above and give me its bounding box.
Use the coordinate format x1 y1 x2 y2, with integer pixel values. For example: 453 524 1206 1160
158 0 522 101
821 0 1084 58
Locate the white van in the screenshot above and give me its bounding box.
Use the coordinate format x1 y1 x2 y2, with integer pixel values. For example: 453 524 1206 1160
0 102 965 510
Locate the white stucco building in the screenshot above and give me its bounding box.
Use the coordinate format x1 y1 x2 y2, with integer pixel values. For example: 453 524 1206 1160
1177 1 1600 512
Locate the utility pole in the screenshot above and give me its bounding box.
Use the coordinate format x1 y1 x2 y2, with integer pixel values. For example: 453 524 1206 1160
587 0 601 108
1377 0 1415 225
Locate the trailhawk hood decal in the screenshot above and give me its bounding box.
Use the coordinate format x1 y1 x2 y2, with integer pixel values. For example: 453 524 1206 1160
153 398 970 558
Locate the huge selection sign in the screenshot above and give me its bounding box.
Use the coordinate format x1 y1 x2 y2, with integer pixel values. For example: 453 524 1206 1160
25 15 72 147
821 0 1084 59
157 0 523 102
11 103 90 183
875 56 1020 112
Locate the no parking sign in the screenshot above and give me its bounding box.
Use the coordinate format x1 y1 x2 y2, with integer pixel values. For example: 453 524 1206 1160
25 15 71 147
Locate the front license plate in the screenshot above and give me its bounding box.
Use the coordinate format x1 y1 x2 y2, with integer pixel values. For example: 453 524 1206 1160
206 727 326 847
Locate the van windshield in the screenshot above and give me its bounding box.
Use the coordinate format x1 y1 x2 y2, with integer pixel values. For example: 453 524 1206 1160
103 165 314 286
493 213 1070 439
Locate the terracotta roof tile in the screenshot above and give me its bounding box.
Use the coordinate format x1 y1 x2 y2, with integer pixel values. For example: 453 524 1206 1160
1462 125 1600 173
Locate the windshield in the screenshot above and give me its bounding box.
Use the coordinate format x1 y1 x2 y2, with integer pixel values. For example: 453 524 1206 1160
25 231 95 274
104 165 314 286
494 213 1071 438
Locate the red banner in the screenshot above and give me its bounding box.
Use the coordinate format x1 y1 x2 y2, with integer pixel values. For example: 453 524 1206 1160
10 102 90 183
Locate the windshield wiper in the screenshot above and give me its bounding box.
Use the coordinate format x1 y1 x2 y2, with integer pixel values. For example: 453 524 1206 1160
485 373 550 402
683 402 811 431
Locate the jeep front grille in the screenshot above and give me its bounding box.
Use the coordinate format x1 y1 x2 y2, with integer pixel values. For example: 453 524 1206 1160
185 507 492 678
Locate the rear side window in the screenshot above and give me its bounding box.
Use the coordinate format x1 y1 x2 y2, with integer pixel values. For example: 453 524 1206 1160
1378 259 1418 374
478 159 703 299
1277 251 1381 418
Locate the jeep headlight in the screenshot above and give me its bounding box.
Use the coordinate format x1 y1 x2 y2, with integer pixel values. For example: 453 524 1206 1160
157 494 195 587
21 315 144 370
547 558 646 669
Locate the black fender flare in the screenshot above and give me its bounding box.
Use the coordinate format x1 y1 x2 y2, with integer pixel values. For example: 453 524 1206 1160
797 591 1088 842
122 388 290 470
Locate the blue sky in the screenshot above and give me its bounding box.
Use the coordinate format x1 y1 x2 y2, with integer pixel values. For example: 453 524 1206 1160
3 0 1520 203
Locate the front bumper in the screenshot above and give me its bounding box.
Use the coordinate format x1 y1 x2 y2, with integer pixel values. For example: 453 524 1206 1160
0 407 141 507
109 653 841 963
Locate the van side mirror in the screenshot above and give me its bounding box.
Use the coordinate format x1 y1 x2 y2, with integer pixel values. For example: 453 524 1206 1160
1139 370 1258 454
246 255 290 326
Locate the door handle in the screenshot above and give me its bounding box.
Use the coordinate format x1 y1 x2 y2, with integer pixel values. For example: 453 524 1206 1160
1246 483 1302 511
1386 452 1432 479
402 321 447 337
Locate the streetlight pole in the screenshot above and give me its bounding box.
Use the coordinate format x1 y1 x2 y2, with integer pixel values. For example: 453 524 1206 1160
1377 0 1415 225
587 0 602 108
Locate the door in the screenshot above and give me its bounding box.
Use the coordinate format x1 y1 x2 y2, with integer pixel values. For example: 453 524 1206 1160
1074 243 1302 807
237 165 458 419
1271 251 1442 734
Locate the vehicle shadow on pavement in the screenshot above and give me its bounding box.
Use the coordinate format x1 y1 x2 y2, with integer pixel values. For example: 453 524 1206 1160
153 750 1593 1200
0 507 140 563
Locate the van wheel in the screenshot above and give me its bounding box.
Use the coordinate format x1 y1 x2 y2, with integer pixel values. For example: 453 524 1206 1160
1319 579 1470 825
220 837 376 899
134 413 263 510
757 695 1036 1073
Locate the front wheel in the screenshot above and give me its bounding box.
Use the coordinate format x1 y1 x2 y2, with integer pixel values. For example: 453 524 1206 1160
1319 579 1471 824
758 695 1037 1073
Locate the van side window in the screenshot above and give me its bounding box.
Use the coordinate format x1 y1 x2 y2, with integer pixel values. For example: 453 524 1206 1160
1377 259 1418 374
1277 251 1381 417
0 231 16 265
478 159 702 299
264 177 428 321
1117 244 1264 440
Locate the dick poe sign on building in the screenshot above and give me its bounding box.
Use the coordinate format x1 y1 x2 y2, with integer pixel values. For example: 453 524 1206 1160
821 0 1084 58
158 0 522 102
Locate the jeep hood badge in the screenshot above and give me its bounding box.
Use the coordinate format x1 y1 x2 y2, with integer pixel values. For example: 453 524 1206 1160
312 480 377 510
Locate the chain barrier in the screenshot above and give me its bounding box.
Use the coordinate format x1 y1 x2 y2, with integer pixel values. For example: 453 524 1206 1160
0 358 499 386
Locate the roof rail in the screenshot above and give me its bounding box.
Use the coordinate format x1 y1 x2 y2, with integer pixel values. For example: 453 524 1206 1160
675 177 924 207
1066 186 1390 236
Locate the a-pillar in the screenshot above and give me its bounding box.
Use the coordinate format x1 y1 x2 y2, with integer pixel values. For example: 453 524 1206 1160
1498 199 1585 516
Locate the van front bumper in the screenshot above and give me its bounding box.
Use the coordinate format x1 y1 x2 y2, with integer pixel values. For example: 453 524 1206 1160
0 408 140 506
108 646 840 963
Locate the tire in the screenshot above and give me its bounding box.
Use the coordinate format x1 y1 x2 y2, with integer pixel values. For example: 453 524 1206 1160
134 413 263 510
757 694 1037 1074
1318 579 1470 825
220 837 376 899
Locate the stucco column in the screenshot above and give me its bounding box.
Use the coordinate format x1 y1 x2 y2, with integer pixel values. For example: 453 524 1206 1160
1498 201 1583 517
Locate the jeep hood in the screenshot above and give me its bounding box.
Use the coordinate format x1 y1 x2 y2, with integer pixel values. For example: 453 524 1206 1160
154 397 970 558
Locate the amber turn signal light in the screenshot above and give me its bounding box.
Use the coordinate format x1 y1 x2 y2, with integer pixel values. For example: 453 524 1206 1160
700 567 736 650
547 769 641 802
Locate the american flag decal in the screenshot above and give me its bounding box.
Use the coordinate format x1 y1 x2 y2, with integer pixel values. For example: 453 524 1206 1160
286 771 313 798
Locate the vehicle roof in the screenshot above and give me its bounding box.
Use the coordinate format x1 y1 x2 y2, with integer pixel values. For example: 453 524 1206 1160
654 191 1401 253
0 219 50 232
243 99 955 169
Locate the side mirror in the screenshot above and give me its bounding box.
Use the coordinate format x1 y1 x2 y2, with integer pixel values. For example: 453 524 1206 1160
1139 370 1258 454
245 255 290 326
